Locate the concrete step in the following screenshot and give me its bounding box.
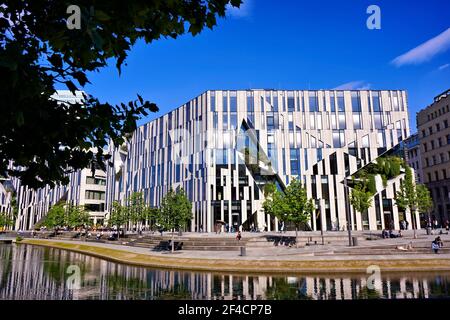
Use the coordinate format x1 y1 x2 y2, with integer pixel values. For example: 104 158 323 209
182 245 241 251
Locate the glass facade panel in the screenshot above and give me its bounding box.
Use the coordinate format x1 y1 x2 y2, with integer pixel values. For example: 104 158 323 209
337 92 345 111
309 91 318 112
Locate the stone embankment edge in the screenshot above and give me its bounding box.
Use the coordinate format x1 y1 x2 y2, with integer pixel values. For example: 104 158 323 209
21 239 450 274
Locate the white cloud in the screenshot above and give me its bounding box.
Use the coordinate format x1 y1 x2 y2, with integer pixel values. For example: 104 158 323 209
438 63 450 71
333 81 371 90
392 28 450 67
226 0 252 19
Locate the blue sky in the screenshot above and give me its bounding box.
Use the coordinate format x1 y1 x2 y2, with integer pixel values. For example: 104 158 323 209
82 0 450 132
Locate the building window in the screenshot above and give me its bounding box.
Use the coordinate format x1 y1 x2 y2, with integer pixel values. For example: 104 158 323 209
333 130 345 148
335 91 344 112
429 126 433 135
353 114 362 129
230 91 237 112
86 177 106 185
246 91 254 113
391 92 399 111
85 190 105 200
372 91 381 112
351 92 361 112
85 203 105 212
330 92 336 112
374 113 383 129
213 112 219 130
210 91 216 112
436 123 441 132
223 112 228 130
423 143 428 152
444 120 449 128
223 92 228 112
230 113 237 130
290 148 300 176
310 114 316 129
309 92 318 112
338 113 346 129
287 91 295 111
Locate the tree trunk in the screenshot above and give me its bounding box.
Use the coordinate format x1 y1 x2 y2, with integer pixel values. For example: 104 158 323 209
412 208 418 239
171 228 175 253
295 227 299 248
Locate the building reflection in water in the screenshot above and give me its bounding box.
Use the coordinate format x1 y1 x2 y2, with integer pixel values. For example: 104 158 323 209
0 244 449 300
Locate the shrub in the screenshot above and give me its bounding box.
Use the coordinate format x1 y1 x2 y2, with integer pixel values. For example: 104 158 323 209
367 174 377 195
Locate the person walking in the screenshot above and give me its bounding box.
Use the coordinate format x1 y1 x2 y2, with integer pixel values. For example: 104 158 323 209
236 231 242 241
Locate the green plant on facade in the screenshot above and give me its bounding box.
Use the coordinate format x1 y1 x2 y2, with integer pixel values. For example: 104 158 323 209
353 156 405 196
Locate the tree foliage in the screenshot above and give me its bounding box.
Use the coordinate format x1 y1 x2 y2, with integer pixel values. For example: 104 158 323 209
66 204 91 228
263 179 314 245
395 166 417 213
0 212 14 229
349 181 373 217
0 0 241 188
157 188 192 252
157 188 192 232
107 201 128 229
416 184 433 216
41 204 66 230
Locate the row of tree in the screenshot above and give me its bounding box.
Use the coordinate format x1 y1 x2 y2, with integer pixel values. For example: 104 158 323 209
37 204 91 230
109 189 192 252
38 189 192 252
262 163 433 245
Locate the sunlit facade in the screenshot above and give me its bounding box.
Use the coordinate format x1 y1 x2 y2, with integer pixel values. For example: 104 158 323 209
107 89 412 232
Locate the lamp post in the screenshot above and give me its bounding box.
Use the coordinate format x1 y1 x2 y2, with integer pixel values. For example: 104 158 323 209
344 177 353 246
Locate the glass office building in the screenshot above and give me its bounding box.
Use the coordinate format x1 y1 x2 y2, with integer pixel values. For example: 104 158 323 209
107 89 412 232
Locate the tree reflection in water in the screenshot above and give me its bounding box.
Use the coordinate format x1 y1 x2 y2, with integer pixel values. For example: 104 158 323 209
1 244 450 300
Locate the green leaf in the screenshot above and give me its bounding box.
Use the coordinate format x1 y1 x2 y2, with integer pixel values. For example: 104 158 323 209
95 10 111 21
65 80 78 93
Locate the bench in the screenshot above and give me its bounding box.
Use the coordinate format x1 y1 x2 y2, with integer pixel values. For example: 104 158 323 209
167 240 184 251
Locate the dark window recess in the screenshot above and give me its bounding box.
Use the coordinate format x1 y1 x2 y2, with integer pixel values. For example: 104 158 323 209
311 176 317 199
344 153 350 176
85 203 105 212
330 153 338 175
